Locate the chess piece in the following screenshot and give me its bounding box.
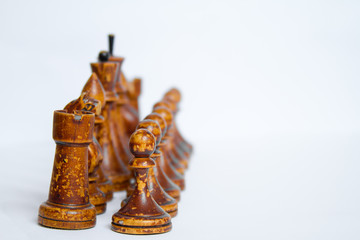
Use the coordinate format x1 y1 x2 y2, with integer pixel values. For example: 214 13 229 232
122 120 178 217
38 110 96 229
152 107 185 190
91 54 131 191
81 73 110 213
145 113 181 201
82 73 114 201
163 88 193 157
153 101 187 172
112 129 172 235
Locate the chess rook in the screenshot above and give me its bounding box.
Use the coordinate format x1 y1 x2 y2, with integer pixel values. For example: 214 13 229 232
38 110 96 230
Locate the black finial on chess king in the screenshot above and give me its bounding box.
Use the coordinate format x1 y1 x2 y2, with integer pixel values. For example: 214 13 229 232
109 34 114 56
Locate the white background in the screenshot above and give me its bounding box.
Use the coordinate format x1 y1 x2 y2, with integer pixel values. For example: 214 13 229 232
0 0 360 239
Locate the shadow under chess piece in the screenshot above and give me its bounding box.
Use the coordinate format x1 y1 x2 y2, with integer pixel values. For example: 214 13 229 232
145 113 181 201
91 53 131 191
153 107 185 190
122 120 178 217
111 129 172 235
38 110 96 230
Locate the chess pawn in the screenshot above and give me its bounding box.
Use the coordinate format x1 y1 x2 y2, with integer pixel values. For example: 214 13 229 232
122 120 178 217
153 101 187 171
38 110 96 229
145 113 181 201
163 88 193 156
91 53 131 191
153 107 185 191
112 129 172 235
82 73 113 201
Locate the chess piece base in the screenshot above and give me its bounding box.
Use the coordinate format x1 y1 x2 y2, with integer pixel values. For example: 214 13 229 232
38 201 96 230
111 214 172 235
95 203 106 215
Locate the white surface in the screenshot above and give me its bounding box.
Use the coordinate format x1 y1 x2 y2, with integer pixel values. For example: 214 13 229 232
1 0 360 239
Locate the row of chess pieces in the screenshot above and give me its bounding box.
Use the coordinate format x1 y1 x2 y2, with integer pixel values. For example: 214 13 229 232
37 35 193 234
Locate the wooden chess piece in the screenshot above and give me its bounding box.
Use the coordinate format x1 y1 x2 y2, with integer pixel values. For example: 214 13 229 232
122 120 178 217
111 129 172 235
153 101 187 172
82 74 114 201
152 107 185 190
91 52 131 191
145 113 181 201
38 110 96 229
164 88 193 157
80 73 110 213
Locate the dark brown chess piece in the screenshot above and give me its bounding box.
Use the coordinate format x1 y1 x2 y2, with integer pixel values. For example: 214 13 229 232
91 53 131 191
38 110 96 229
122 120 178 217
112 129 172 235
82 73 114 201
152 107 185 190
163 88 193 157
145 113 181 201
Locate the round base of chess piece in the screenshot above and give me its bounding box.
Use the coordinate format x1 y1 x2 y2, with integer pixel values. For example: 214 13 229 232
111 211 172 235
121 195 178 218
89 178 107 215
38 201 96 230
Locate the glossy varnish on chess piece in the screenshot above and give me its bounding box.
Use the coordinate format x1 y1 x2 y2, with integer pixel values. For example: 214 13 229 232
153 107 185 190
122 119 178 217
91 55 131 191
82 73 114 201
38 110 96 229
145 113 181 201
112 129 172 235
